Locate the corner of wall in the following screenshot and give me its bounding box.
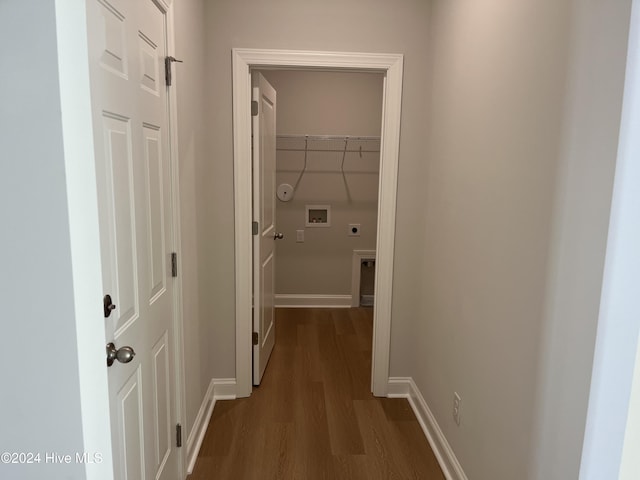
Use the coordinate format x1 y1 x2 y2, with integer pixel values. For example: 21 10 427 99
388 377 468 480
186 378 237 474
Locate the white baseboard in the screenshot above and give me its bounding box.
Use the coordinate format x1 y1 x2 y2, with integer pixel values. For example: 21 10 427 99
388 377 468 480
186 378 237 474
275 294 352 308
212 378 237 400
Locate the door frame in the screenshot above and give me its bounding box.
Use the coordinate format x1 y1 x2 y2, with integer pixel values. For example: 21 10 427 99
61 0 187 477
164 3 188 477
232 48 404 398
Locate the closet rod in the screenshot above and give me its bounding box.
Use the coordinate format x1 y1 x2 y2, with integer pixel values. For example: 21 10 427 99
276 148 380 153
277 134 380 141
276 134 381 153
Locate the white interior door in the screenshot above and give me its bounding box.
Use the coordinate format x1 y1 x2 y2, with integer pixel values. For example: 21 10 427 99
88 0 180 478
252 72 278 385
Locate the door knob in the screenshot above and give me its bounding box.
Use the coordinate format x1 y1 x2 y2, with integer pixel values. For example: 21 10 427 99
274 232 284 240
106 343 136 367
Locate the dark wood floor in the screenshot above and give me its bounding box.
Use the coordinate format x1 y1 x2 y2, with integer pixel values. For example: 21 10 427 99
188 308 445 480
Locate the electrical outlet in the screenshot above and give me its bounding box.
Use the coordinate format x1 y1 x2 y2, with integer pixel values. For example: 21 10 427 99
453 392 461 426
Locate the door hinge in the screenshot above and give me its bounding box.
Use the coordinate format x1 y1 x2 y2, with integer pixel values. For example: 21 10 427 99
251 100 259 116
165 56 183 86
252 221 259 236
171 252 178 277
252 331 259 345
176 423 182 448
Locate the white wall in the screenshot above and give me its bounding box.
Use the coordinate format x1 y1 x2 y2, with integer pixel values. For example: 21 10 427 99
196 1 634 478
262 70 383 136
260 70 383 297
203 0 431 377
620 337 640 479
580 1 640 477
415 2 572 476
0 2 93 478
414 0 631 479
173 0 211 444
531 1 632 478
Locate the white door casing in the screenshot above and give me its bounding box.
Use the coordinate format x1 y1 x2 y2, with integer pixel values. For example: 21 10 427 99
87 0 181 478
252 73 277 385
232 49 404 398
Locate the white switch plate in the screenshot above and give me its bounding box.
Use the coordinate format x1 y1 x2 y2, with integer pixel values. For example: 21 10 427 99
348 224 361 236
296 229 304 242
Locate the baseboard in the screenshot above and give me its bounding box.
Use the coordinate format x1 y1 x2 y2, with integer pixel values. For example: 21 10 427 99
212 378 237 399
275 294 352 308
186 378 237 474
387 377 468 480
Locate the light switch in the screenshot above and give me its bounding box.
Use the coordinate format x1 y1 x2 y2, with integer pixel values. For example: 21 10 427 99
296 229 304 242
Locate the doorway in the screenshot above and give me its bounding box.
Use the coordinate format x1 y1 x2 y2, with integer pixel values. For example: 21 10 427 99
232 49 404 398
258 69 383 310
254 68 383 388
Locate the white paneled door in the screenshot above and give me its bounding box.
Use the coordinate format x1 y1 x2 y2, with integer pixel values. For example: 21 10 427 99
88 0 180 479
252 73 278 385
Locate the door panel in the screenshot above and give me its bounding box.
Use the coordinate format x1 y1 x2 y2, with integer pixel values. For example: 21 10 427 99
151 333 171 474
143 125 166 301
118 367 145 480
252 72 277 385
97 0 128 77
139 33 160 95
103 114 139 337
88 0 179 478
261 254 275 343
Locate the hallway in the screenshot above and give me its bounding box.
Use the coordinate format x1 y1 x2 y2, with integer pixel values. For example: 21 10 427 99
188 308 445 479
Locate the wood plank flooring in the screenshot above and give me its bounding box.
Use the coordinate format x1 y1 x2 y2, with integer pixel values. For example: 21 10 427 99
188 308 445 480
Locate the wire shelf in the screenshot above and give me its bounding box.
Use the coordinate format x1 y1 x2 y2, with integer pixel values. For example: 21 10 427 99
276 134 381 153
